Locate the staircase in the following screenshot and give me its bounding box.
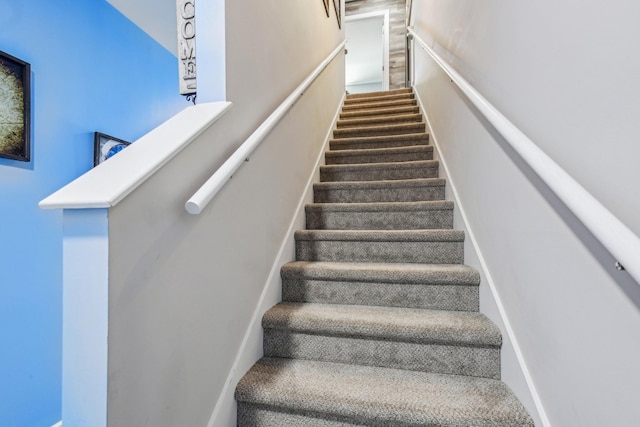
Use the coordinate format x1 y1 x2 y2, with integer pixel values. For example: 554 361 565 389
235 88 534 426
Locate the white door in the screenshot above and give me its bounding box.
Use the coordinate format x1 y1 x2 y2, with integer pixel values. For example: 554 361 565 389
345 11 390 94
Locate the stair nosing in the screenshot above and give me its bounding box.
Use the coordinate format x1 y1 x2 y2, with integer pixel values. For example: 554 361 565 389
305 200 453 212
313 178 446 190
263 302 501 347
340 106 420 118
325 145 432 158
337 112 422 126
341 99 418 110
330 132 429 145
334 122 425 135
320 159 438 172
294 229 464 242
281 261 480 286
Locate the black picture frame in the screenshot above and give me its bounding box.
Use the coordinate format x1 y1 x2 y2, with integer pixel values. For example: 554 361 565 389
323 0 330 17
333 0 342 28
93 132 131 167
0 50 31 162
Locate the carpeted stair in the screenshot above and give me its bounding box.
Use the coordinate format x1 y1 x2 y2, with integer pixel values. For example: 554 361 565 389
235 88 534 426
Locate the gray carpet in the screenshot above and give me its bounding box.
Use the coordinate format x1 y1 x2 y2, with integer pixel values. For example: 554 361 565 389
235 89 534 426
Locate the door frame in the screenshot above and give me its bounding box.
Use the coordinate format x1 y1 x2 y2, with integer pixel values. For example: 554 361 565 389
345 10 390 91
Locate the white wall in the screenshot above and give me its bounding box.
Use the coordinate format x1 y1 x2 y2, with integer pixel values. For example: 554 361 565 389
107 0 177 55
411 1 640 426
103 1 344 426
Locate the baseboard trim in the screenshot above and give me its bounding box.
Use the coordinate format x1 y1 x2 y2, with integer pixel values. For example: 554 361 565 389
205 92 346 427
52 422 62 427
413 87 551 427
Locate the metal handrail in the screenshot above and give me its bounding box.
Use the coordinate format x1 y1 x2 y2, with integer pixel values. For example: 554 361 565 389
408 27 640 285
185 41 346 215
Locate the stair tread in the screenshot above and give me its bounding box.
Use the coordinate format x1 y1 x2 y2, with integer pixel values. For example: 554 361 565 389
330 132 428 146
282 261 477 285
236 358 533 426
337 113 421 128
263 302 500 346
325 145 431 158
340 105 420 119
284 260 478 287
306 200 453 213
314 178 445 190
282 262 479 311
334 122 425 137
321 159 438 172
295 229 464 242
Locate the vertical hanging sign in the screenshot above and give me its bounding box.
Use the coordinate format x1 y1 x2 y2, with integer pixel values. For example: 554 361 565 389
177 0 197 96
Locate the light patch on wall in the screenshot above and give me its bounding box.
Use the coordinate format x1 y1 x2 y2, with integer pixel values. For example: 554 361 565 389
106 0 178 56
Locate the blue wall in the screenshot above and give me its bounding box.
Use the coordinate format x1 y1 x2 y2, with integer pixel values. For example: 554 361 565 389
0 1 184 425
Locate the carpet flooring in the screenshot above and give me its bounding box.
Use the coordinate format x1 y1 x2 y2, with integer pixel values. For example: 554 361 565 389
235 88 534 426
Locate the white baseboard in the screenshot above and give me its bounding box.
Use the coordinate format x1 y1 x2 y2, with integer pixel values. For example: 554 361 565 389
413 87 551 427
52 422 62 427
205 92 346 427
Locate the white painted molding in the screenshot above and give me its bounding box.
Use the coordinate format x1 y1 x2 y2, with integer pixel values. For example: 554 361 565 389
408 27 640 286
414 89 552 427
39 101 232 210
185 41 346 215
205 92 346 427
51 422 62 427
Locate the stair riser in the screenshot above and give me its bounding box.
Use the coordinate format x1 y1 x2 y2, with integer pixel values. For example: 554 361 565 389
325 148 432 165
336 115 422 128
330 139 428 151
264 330 500 379
333 123 425 139
282 279 478 311
238 403 357 427
305 209 453 230
313 185 445 203
320 164 438 182
340 106 420 119
295 240 464 263
341 99 417 111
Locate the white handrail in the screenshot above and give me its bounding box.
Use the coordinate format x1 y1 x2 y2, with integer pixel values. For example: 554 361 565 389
408 27 640 285
185 41 346 215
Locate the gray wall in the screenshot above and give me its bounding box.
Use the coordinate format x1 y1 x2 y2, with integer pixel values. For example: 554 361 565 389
104 1 345 425
411 1 640 426
346 0 406 89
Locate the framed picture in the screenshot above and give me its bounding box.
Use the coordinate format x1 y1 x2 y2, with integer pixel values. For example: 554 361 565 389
0 50 30 162
94 132 130 166
322 0 330 17
333 0 341 28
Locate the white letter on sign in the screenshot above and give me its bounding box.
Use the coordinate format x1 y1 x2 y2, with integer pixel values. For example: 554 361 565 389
176 0 196 94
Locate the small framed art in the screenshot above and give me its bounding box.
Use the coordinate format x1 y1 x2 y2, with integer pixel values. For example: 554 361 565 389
94 132 131 166
0 50 31 162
